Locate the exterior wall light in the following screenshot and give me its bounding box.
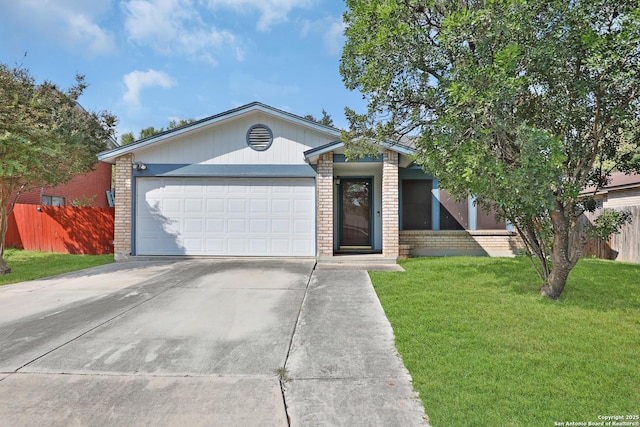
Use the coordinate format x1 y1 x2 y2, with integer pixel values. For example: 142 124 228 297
132 162 147 171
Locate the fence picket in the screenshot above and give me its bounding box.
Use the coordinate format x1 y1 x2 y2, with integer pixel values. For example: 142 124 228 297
4 204 114 255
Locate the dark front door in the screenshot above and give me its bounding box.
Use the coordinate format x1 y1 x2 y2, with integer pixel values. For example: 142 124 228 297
340 178 372 248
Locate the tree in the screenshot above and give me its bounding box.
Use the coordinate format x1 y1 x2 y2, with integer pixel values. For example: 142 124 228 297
168 118 196 129
304 109 335 127
341 0 640 298
120 132 135 145
0 63 116 274
120 118 195 145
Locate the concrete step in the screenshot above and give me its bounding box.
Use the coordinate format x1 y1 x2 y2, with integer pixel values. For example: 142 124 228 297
316 255 404 272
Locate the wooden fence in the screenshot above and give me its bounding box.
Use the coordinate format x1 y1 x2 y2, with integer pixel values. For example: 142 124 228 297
582 206 640 263
4 204 114 255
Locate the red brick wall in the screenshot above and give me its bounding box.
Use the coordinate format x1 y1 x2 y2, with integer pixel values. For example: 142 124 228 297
11 162 113 207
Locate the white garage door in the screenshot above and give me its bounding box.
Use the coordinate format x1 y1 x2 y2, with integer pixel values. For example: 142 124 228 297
136 178 316 256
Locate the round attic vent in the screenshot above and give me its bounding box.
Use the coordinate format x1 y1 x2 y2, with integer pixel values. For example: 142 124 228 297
246 124 273 151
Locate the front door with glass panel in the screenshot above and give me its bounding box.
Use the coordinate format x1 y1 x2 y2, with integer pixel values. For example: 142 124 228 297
339 178 372 249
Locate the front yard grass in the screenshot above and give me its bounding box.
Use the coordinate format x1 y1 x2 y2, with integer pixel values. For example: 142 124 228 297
0 249 113 286
370 257 640 427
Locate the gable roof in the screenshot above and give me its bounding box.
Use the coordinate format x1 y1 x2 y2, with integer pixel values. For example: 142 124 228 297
97 102 341 163
582 171 640 195
303 140 416 162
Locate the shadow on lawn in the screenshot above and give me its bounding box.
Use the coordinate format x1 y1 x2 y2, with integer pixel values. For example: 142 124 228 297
401 256 640 313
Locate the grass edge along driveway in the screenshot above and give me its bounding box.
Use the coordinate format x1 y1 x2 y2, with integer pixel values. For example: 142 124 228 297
0 249 114 287
370 257 640 427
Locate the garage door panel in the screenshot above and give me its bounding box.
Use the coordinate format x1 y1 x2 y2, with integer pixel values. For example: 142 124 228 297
228 199 247 213
272 219 291 233
206 199 225 213
184 219 203 233
250 199 269 213
206 219 225 232
228 219 247 233
227 239 247 254
293 239 314 254
136 178 315 256
250 185 269 194
294 199 312 213
137 236 184 255
183 238 204 253
184 199 204 213
250 219 269 233
294 219 313 233
205 239 224 252
272 199 291 214
249 239 268 253
162 198 182 213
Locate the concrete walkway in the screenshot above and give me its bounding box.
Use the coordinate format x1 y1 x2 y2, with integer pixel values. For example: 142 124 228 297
285 269 428 425
0 259 428 426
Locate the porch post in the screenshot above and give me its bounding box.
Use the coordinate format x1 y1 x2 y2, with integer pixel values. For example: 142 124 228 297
317 152 334 257
114 154 133 261
382 149 399 258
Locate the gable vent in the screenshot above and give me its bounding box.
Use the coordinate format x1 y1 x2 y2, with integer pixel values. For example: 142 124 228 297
246 124 273 151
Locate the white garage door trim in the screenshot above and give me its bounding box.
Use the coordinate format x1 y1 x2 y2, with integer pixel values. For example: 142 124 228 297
135 177 316 256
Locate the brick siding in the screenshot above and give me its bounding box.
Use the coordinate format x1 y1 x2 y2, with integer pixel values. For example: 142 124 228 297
316 152 334 257
11 162 113 207
382 150 399 258
114 154 133 260
399 230 525 257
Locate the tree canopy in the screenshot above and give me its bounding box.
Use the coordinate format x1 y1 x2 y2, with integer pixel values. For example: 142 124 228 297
304 109 335 127
341 0 640 298
120 118 196 145
0 63 117 274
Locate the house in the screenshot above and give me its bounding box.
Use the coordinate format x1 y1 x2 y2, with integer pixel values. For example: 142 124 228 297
5 159 116 255
4 134 118 254
14 161 114 207
97 102 522 261
584 171 640 209
14 132 118 208
582 171 640 262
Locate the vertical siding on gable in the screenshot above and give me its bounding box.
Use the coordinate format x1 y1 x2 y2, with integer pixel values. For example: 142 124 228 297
135 113 336 166
603 188 640 209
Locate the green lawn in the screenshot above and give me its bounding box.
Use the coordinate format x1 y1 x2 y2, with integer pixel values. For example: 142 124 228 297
370 257 640 427
0 249 114 286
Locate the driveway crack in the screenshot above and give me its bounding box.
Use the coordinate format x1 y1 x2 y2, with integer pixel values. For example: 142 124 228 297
278 261 316 427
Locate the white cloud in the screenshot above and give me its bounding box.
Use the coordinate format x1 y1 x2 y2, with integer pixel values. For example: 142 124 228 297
323 19 346 56
2 0 115 55
300 16 345 55
122 0 238 63
206 0 314 32
67 14 115 55
123 70 175 108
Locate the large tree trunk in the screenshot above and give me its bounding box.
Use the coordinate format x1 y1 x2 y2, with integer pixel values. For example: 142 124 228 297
0 216 11 275
0 255 11 275
539 206 572 299
0 181 17 275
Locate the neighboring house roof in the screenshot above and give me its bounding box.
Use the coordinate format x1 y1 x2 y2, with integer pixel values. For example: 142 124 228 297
582 172 640 195
105 135 119 150
97 102 341 163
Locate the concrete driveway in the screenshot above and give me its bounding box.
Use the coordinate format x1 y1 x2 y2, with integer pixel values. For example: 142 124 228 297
0 259 427 426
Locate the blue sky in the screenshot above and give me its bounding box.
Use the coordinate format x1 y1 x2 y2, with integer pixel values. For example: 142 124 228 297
0 0 366 141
